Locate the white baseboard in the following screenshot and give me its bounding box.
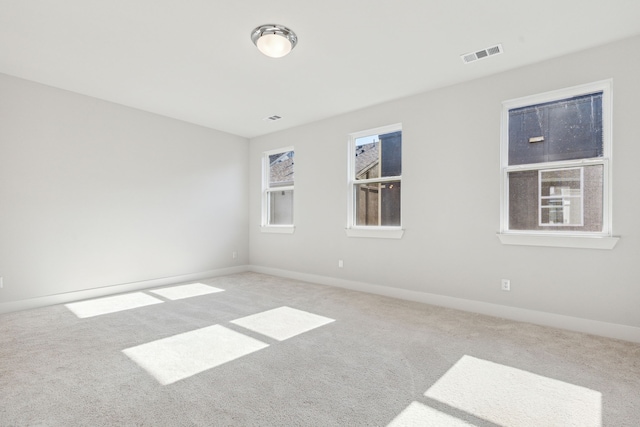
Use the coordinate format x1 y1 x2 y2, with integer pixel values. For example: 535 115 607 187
5 264 638 344
249 265 640 344
0 265 250 315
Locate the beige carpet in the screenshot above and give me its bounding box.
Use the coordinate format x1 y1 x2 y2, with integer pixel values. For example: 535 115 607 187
1 272 638 426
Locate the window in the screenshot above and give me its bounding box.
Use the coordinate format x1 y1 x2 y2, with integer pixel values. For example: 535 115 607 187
499 80 618 249
347 124 403 238
262 147 294 233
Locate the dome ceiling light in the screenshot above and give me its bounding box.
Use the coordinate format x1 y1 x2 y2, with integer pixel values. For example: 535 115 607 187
251 24 298 58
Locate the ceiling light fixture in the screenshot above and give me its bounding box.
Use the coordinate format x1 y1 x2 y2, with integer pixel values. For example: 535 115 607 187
251 24 298 58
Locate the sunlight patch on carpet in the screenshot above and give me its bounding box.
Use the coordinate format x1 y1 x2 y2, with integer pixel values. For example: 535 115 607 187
387 401 477 426
65 292 163 318
424 355 602 427
148 282 224 300
230 306 335 341
123 325 268 385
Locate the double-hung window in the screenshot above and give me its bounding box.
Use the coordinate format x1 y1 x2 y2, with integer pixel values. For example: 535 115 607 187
262 147 294 233
499 80 617 249
347 124 403 238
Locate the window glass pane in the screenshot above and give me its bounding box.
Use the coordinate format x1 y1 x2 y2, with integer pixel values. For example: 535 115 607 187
268 190 293 225
381 131 402 177
546 94 603 161
355 181 400 226
355 137 380 180
508 165 602 232
539 168 583 226
269 151 294 187
355 131 402 180
508 92 603 166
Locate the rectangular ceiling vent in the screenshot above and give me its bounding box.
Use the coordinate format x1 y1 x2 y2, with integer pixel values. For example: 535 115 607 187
461 44 503 64
263 115 282 122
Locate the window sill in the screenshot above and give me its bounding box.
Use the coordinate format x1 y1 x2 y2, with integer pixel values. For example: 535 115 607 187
261 225 295 234
497 233 619 249
345 227 404 239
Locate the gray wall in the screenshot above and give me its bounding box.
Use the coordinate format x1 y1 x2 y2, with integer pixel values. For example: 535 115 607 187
249 35 640 328
0 73 249 303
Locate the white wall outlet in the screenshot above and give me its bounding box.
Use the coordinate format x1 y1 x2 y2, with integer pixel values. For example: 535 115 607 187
338 260 344 268
0 277 3 289
232 251 237 259
501 279 510 291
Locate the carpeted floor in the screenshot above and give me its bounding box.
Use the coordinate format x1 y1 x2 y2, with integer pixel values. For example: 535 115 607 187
1 272 639 426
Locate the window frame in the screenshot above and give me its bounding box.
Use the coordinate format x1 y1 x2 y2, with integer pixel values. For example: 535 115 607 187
498 80 618 249
261 146 295 234
346 123 404 239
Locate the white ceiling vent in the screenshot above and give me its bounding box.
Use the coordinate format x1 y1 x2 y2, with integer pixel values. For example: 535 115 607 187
263 115 282 122
461 44 503 64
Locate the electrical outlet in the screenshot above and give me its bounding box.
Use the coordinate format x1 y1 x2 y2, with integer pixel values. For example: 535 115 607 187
232 251 238 259
338 260 344 268
0 277 3 289
501 279 510 291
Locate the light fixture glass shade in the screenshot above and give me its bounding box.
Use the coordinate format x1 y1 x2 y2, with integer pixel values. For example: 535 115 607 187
256 33 292 58
251 24 298 58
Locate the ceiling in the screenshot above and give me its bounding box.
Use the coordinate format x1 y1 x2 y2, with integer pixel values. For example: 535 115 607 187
1 0 639 139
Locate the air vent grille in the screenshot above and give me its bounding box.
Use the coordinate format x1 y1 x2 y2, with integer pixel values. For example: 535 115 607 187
461 44 503 64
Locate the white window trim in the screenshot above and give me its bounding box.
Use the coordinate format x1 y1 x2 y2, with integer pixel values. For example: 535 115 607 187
346 123 404 239
345 227 404 239
261 146 295 234
261 225 295 234
496 233 619 250
498 80 619 249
